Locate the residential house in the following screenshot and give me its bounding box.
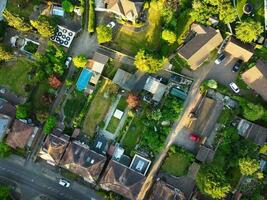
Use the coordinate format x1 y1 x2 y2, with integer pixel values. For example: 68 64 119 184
143 76 167 102
177 23 223 70
224 36 254 62
112 69 135 91
96 0 143 22
0 114 12 141
0 98 16 119
241 60 267 101
39 129 70 165
60 141 107 184
236 118 267 146
149 173 195 200
99 159 146 200
6 120 39 149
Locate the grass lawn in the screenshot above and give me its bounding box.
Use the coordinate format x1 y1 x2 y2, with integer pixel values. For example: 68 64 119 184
161 152 192 177
112 1 162 56
64 90 87 124
83 79 119 137
236 0 247 18
106 116 120 133
117 96 127 111
30 81 51 111
6 0 40 19
0 58 35 97
122 103 148 154
170 54 189 73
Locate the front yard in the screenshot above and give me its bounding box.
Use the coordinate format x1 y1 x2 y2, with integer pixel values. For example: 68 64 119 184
0 57 35 97
6 0 40 19
83 79 119 138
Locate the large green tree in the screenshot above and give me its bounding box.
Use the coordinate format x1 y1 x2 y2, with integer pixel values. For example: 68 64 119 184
3 10 32 32
16 105 28 119
0 45 13 62
30 15 56 38
96 25 112 44
0 185 11 200
162 29 177 44
73 55 87 68
241 102 264 121
235 20 264 43
0 142 11 158
218 2 237 24
196 166 231 199
62 0 74 12
239 157 260 176
134 49 167 73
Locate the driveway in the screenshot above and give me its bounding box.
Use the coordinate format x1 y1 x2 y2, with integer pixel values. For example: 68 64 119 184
0 0 7 21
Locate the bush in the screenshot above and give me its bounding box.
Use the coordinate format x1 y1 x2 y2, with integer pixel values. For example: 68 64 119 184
16 105 28 119
96 25 112 44
88 0 95 33
73 55 87 68
0 142 11 158
43 116 56 134
62 0 74 12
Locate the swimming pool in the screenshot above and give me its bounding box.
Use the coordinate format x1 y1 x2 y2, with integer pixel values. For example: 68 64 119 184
76 68 93 91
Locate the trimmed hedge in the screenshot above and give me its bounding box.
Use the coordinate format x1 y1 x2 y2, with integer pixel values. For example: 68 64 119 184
88 0 95 33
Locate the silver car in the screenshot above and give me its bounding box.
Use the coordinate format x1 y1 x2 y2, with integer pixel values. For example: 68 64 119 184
229 82 240 93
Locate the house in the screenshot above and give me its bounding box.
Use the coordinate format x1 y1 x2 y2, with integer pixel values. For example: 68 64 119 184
143 76 167 102
6 120 39 149
0 98 16 119
96 0 143 22
177 23 223 70
112 69 135 91
149 173 195 200
0 99 15 141
39 129 70 165
51 5 64 16
60 141 107 184
236 118 267 146
0 114 12 141
99 159 146 200
241 60 267 101
224 37 254 62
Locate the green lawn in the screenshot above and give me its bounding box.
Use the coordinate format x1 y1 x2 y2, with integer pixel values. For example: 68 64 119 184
112 1 162 56
6 0 40 19
30 81 51 112
83 79 119 137
161 152 193 177
117 96 127 111
64 90 87 125
106 116 120 133
0 58 35 97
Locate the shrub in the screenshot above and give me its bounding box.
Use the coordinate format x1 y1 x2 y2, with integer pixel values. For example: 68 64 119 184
43 116 56 134
96 25 112 44
16 105 28 119
62 0 74 12
73 55 87 68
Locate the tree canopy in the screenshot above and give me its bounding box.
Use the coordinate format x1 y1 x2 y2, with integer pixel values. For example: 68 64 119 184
127 93 139 109
43 116 56 134
73 55 87 68
16 105 28 119
235 20 264 43
134 49 167 73
0 185 11 200
96 25 112 44
0 45 13 62
161 29 177 44
241 102 265 121
30 15 56 38
3 10 32 32
62 0 74 12
0 142 11 158
239 157 260 176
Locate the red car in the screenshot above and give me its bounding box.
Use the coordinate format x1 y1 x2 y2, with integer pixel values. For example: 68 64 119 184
189 133 201 142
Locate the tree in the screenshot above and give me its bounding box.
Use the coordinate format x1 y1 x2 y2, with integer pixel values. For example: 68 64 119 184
0 142 11 158
235 20 264 43
134 49 167 73
48 76 62 89
190 0 216 24
62 0 74 12
73 55 87 68
218 2 237 24
196 166 231 199
239 157 260 176
96 25 112 44
0 45 13 61
206 79 217 89
16 105 28 119
162 29 177 44
0 185 11 200
127 93 139 109
43 116 56 134
30 15 56 38
242 102 264 121
3 10 32 32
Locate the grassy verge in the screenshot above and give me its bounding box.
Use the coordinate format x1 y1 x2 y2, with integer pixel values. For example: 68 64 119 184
0 58 35 97
83 79 118 137
106 116 120 133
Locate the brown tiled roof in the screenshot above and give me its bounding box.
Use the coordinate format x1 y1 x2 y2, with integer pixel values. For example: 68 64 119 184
42 132 70 164
60 141 106 183
241 60 267 101
0 99 16 119
100 160 146 200
224 37 254 62
6 120 34 149
177 23 223 70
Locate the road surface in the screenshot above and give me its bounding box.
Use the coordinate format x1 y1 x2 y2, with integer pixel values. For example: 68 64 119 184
0 158 102 200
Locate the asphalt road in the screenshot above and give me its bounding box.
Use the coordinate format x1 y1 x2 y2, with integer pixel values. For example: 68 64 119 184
0 159 102 200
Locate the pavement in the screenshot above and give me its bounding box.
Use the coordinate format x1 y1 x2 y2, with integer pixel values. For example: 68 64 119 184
0 0 7 21
0 155 103 200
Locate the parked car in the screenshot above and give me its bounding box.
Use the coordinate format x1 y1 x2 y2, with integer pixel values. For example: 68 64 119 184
232 59 242 72
229 82 240 93
0 88 6 94
107 21 116 29
65 56 72 68
214 53 226 64
59 179 70 188
189 133 201 142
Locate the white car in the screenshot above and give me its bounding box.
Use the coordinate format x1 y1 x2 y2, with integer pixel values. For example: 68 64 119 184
59 179 70 188
107 21 116 29
229 82 240 93
0 88 6 94
65 56 72 68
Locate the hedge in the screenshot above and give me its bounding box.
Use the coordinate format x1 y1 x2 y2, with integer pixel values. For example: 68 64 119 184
88 0 95 33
